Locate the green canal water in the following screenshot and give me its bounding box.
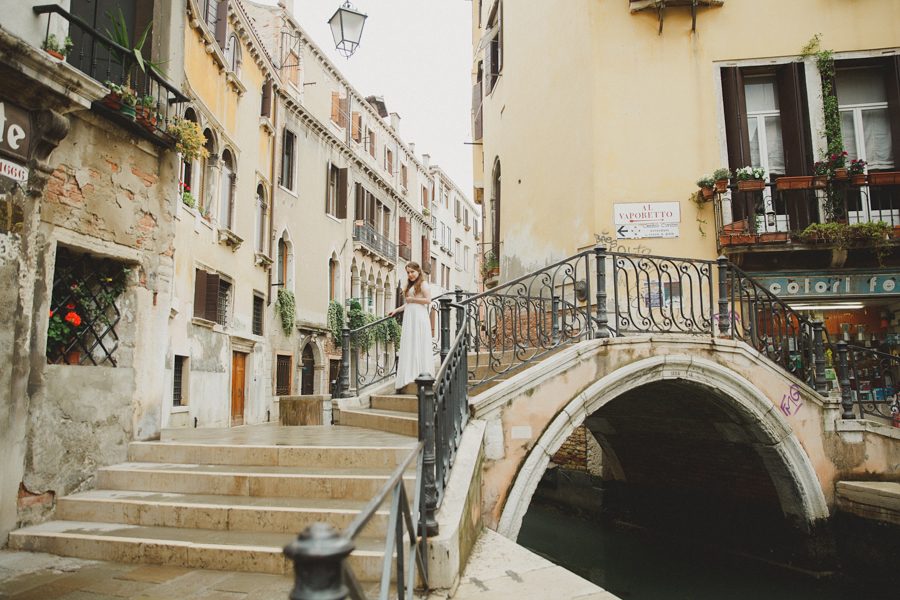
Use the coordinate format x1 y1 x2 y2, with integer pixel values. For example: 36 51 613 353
517 505 864 600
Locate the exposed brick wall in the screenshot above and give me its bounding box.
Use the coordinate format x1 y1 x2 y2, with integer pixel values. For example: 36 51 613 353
552 424 588 471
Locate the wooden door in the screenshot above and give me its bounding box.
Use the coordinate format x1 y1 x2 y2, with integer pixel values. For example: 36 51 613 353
231 351 246 426
301 345 314 395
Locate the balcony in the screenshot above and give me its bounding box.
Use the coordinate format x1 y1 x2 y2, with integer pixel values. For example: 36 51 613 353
33 5 188 150
399 244 411 261
353 220 397 263
714 174 900 269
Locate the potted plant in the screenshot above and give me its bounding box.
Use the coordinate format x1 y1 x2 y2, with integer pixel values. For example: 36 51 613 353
830 151 849 180
42 34 73 60
136 95 159 130
167 116 209 162
101 8 168 89
422 207 431 217
695 174 716 200
473 233 480 241
465 225 471 231
849 159 867 186
480 251 499 279
713 168 731 193
812 161 829 189
735 166 766 192
180 182 197 208
47 307 83 364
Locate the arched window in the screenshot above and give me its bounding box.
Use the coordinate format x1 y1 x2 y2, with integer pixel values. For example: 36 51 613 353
329 258 338 301
219 150 235 230
276 231 294 292
226 34 242 77
200 129 216 213
255 184 267 254
180 109 199 206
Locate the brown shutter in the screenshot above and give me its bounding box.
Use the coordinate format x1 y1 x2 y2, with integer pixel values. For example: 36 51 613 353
421 235 429 266
194 269 207 318
366 192 375 227
215 0 229 49
337 168 348 218
399 217 408 247
339 98 349 128
331 92 339 123
721 66 751 173
205 273 220 322
355 183 364 220
325 162 331 211
777 62 815 231
261 79 272 118
885 55 900 169
352 112 360 141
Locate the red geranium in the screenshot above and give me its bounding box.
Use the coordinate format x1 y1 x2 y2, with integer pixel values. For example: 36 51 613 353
67 303 75 309
65 312 81 327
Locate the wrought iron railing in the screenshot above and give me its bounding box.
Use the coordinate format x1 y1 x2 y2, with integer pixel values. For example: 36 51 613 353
33 5 189 147
715 176 900 250
353 221 397 262
284 441 428 600
819 333 900 424
399 244 412 261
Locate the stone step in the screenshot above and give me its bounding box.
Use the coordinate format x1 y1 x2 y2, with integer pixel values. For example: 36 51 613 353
340 409 418 438
8 520 400 581
129 441 414 470
370 395 418 414
57 490 390 537
97 463 415 501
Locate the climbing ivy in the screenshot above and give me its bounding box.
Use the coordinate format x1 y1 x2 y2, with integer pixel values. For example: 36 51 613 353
274 289 296 335
329 299 402 350
327 299 344 343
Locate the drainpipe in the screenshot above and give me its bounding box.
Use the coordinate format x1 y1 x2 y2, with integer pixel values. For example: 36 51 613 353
268 87 279 306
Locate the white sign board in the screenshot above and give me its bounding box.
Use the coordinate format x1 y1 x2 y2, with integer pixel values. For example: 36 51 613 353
616 223 680 239
613 202 681 225
0 157 27 182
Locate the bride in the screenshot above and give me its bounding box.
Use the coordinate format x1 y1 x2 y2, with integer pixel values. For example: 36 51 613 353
387 262 434 391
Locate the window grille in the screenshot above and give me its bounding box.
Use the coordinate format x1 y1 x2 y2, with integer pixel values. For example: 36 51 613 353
0 193 24 234
173 356 184 406
276 354 292 396
253 295 264 336
46 248 130 366
217 279 231 327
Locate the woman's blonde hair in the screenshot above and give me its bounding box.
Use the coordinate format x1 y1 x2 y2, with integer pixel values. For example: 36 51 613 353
403 262 424 298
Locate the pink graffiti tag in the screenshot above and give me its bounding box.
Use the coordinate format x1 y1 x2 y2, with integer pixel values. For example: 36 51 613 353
780 384 803 416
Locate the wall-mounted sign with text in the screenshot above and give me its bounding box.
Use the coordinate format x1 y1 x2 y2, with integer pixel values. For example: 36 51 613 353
613 202 680 239
751 272 900 298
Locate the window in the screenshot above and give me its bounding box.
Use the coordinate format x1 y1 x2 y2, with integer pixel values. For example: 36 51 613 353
173 356 186 406
226 34 242 77
464 207 469 228
281 130 295 190
455 240 461 264
285 50 300 87
385 148 393 175
368 130 376 158
199 130 216 211
329 258 338 301
401 163 408 189
261 80 273 118
422 184 429 208
431 216 438 242
431 256 438 284
277 237 288 287
331 92 348 128
219 150 235 229
276 354 293 396
464 246 470 271
193 269 231 326
484 1 502 94
443 188 449 208
455 199 461 219
745 75 785 178
326 164 348 218
255 184 267 253
352 112 363 142
253 295 264 336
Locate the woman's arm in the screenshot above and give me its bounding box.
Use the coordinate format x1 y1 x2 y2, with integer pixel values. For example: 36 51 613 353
387 304 406 317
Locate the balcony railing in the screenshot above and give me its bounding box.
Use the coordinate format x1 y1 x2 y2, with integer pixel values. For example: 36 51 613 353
399 244 411 261
33 5 188 148
714 174 900 250
352 221 396 262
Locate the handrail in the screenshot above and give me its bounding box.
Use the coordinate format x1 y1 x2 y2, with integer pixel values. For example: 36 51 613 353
285 441 428 600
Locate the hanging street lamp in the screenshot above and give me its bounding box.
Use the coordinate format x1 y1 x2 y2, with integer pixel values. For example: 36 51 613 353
328 1 368 59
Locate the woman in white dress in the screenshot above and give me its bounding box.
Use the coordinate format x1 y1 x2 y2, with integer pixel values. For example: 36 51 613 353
388 262 434 391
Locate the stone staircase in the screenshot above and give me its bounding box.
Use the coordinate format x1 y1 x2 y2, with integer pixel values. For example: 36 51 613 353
8 425 417 580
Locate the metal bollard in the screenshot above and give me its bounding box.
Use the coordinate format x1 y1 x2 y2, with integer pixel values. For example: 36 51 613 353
284 522 354 600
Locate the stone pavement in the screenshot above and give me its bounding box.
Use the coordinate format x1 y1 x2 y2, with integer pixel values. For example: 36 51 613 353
0 550 295 600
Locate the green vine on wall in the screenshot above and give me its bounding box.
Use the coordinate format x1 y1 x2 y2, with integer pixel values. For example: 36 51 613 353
274 289 296 335
327 299 344 342
329 299 401 349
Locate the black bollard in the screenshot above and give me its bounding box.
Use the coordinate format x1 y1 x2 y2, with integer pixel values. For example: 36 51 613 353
284 522 354 600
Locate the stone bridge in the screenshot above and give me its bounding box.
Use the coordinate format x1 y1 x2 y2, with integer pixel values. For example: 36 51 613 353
469 335 900 543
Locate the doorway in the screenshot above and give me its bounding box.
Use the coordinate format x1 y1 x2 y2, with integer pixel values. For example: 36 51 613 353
231 351 246 426
301 345 314 395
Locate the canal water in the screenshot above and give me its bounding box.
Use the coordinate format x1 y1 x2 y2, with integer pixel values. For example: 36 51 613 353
517 505 863 600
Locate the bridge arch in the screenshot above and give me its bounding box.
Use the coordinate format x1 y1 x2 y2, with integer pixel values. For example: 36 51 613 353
496 354 830 541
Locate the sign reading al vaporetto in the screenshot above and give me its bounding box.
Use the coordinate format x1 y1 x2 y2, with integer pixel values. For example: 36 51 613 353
613 202 680 240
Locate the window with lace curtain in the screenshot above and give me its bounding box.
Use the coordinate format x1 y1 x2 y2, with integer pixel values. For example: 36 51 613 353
837 67 894 171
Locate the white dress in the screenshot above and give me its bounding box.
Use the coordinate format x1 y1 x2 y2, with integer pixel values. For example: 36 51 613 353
395 285 434 390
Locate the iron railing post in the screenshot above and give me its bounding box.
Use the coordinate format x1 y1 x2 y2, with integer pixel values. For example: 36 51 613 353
284 522 353 600
837 341 856 420
593 245 609 338
439 297 452 363
717 256 730 338
339 327 350 398
416 373 439 536
812 320 827 393
551 294 560 346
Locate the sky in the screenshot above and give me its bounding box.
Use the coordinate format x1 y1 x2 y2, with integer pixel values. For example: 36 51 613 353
254 0 475 198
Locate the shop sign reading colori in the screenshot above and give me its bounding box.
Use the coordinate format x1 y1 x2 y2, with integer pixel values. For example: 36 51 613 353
753 272 900 297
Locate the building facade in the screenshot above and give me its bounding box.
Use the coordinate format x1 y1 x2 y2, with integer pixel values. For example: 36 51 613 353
472 0 900 356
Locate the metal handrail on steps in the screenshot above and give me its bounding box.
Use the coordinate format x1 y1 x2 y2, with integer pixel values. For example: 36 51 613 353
284 440 428 600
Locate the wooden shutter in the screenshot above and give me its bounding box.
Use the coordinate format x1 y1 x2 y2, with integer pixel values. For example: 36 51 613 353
205 273 220 322
366 192 376 227
337 168 348 218
215 0 229 49
325 162 332 211
205 0 218 32
261 79 272 118
721 67 751 174
484 38 494 93
473 82 483 140
497 1 503 73
399 217 408 247
331 92 339 123
194 269 207 318
421 235 429 266
352 112 360 141
885 55 900 169
339 98 349 128
355 183 364 221
776 62 815 231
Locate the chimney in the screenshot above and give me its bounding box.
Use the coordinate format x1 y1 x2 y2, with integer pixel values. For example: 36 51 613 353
422 154 430 170
390 112 401 135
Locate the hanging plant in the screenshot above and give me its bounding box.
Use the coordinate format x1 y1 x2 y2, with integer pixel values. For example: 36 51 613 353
274 289 296 335
327 299 344 344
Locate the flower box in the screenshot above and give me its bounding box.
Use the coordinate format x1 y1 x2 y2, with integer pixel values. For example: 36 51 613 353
737 179 765 192
850 174 868 186
721 234 754 245
700 187 715 200
868 172 900 186
811 175 827 189
832 168 849 181
715 180 729 193
775 176 813 190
